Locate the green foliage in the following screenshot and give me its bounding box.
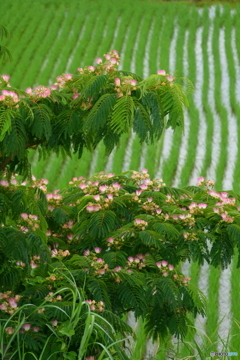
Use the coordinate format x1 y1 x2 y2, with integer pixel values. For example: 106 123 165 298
2 170 240 355
0 50 191 178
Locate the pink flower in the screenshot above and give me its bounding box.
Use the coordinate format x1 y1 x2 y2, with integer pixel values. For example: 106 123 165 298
115 78 121 86
166 76 174 82
0 303 7 310
94 247 102 253
30 261 38 269
162 271 169 277
198 203 207 209
0 180 9 186
5 327 15 335
114 266 122 272
86 205 95 212
51 319 58 326
84 249 90 256
33 327 40 332
112 182 121 189
197 176 204 183
8 298 18 308
93 194 100 201
104 54 111 60
88 66 95 72
79 183 87 189
157 70 166 75
72 93 79 99
107 237 114 244
20 213 28 220
2 74 10 82
95 57 102 64
22 324 31 331
99 185 107 192
168 264 174 271
110 58 117 64
161 261 168 267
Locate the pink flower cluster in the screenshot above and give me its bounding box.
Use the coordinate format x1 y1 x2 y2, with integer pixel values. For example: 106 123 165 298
26 85 51 98
78 50 120 76
114 76 138 97
44 292 63 303
54 73 73 88
86 299 104 312
134 218 148 230
127 254 146 270
196 177 215 187
0 74 10 85
46 191 62 210
188 202 208 214
20 213 40 230
213 207 234 223
208 190 236 206
0 292 21 315
156 69 175 85
156 260 174 277
183 232 198 241
83 249 108 275
0 89 19 106
51 248 70 258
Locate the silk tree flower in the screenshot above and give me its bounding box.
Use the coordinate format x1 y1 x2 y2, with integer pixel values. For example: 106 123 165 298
33 327 40 332
79 183 87 189
94 247 102 253
162 271 169 277
22 324 31 331
95 57 102 64
115 78 121 86
51 319 58 326
110 58 117 64
99 185 108 192
114 266 122 272
30 261 38 269
88 66 95 72
166 76 174 82
1 74 10 82
8 298 18 308
198 203 207 209
0 303 7 310
86 204 101 212
157 70 166 75
104 54 111 60
128 257 134 262
84 249 90 256
33 86 51 98
0 180 9 186
5 327 15 335
93 194 100 201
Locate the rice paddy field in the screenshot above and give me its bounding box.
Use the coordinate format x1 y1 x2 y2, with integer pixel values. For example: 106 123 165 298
1 0 240 358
